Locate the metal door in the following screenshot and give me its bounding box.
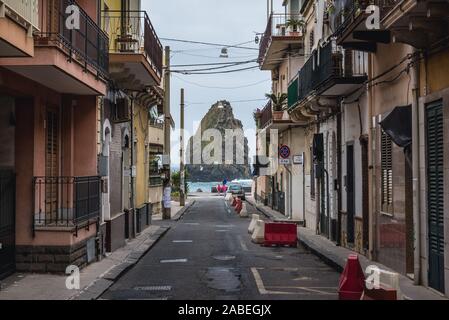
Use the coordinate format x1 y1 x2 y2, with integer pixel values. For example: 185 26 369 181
426 101 445 293
346 144 355 243
0 171 15 280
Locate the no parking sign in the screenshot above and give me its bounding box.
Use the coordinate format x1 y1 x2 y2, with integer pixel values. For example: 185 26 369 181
279 145 291 159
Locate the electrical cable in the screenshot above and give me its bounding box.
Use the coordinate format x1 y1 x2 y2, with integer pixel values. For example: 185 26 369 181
160 37 259 50
171 65 260 75
172 75 270 90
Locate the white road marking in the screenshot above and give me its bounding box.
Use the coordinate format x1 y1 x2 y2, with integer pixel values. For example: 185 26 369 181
238 236 249 251
160 259 188 263
215 225 235 228
251 268 336 296
184 223 199 226
250 268 268 295
216 230 228 232
172 240 193 243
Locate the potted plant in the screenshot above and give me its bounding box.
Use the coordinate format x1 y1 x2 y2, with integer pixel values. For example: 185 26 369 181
265 93 288 120
286 18 305 36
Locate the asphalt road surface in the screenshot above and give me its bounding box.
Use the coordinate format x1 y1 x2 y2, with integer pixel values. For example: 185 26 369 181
100 195 340 300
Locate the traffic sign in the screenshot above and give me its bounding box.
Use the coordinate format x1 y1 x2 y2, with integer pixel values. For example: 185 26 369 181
279 145 291 159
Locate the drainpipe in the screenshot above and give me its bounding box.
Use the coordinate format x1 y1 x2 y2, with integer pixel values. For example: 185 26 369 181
130 94 136 238
336 104 342 246
411 49 421 285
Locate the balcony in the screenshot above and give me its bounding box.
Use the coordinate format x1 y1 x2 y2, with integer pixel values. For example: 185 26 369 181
382 0 449 49
33 176 101 230
332 0 398 52
0 0 39 57
258 13 304 70
0 0 109 95
288 40 368 110
105 10 163 90
257 101 294 130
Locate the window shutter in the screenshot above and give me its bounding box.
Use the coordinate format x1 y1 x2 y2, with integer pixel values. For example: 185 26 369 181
381 130 393 213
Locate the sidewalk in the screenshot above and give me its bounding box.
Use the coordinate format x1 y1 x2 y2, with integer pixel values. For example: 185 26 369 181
246 196 290 222
0 225 170 300
246 198 447 300
152 199 195 221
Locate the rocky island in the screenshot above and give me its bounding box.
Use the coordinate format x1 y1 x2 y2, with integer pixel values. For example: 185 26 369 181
186 100 251 182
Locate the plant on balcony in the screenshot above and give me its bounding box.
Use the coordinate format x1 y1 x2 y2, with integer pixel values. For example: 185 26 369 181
265 93 288 112
325 0 336 14
286 18 305 36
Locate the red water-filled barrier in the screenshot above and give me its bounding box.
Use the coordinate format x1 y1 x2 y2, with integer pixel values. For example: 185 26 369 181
231 197 237 207
338 254 366 300
263 222 297 247
361 287 397 300
235 199 242 214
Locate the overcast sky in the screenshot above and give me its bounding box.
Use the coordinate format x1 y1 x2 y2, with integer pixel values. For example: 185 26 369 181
143 0 285 166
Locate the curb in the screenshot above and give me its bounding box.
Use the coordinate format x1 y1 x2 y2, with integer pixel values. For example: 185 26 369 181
72 226 171 300
172 200 195 221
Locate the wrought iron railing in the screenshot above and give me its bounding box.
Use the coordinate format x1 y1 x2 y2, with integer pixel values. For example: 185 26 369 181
104 10 163 77
35 0 109 77
331 0 398 35
33 176 101 227
258 13 304 65
259 101 273 129
290 40 366 106
1 0 39 29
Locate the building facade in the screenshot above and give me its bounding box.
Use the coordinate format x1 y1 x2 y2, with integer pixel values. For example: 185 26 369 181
0 0 167 278
255 0 449 297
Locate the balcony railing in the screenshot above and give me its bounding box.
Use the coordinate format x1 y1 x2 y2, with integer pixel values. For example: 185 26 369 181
33 176 101 228
258 13 304 65
35 0 109 78
331 0 398 35
104 10 163 77
259 101 273 129
1 0 39 30
289 40 367 107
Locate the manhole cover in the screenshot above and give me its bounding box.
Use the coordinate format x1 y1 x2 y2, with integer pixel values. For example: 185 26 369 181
133 286 172 291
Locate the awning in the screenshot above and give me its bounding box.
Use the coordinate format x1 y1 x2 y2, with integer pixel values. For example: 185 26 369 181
380 105 412 148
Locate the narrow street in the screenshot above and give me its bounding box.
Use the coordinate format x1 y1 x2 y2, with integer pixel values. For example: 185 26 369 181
100 195 339 300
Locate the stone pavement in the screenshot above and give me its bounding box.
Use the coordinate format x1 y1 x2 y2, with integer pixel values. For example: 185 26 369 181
246 198 447 300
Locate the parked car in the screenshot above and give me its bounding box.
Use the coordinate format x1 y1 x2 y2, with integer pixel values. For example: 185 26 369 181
227 183 245 200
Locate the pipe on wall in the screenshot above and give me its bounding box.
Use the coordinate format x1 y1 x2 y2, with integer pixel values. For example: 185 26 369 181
411 49 421 285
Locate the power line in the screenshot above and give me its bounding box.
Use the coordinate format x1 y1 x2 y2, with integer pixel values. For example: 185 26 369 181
186 98 267 106
171 61 257 73
161 37 259 51
170 59 257 67
172 74 270 90
171 65 259 75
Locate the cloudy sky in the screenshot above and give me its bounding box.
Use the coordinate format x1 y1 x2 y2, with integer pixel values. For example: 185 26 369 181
143 0 284 166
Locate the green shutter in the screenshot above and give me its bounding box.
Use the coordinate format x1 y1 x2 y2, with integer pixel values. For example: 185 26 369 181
426 100 445 293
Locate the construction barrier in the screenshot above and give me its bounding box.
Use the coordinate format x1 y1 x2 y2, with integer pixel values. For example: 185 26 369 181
338 254 366 300
263 222 297 247
251 220 265 244
235 199 243 214
361 268 400 300
239 202 248 218
231 197 237 207
248 214 259 234
225 193 233 202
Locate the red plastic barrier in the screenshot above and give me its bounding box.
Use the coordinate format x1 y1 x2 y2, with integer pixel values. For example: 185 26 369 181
338 254 366 300
235 199 242 214
231 197 237 207
263 222 297 247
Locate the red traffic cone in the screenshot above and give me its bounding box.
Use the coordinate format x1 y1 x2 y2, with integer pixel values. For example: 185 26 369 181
338 254 365 300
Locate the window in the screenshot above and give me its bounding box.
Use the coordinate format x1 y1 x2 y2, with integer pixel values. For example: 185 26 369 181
381 130 393 213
